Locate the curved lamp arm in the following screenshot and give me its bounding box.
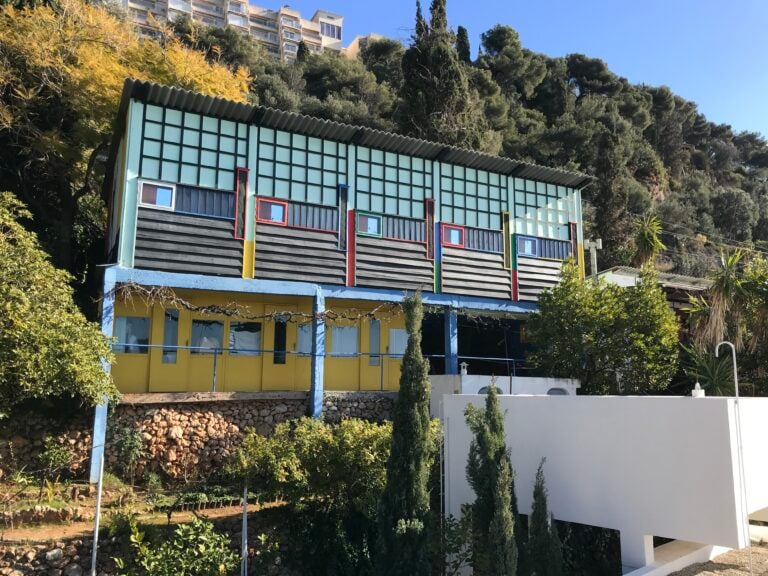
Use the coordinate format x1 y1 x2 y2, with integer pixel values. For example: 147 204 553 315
715 341 739 399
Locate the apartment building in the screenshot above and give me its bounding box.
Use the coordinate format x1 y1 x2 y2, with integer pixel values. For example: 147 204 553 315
125 0 344 61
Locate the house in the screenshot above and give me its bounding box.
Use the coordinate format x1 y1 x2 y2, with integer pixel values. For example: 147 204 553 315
598 266 712 312
100 79 590 410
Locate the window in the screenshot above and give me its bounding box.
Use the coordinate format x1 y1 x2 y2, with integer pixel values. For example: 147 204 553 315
257 198 288 225
257 127 347 206
355 146 430 219
283 29 299 40
517 236 538 258
191 320 223 354
331 326 358 356
442 224 465 248
228 12 247 27
369 319 380 366
389 328 408 357
162 310 179 364
273 316 288 364
358 213 381 237
297 323 313 356
283 42 298 52
229 322 261 355
139 181 175 210
320 22 341 39
114 316 150 354
440 164 506 229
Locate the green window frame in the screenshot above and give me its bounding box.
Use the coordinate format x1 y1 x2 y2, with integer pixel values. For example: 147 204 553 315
357 212 382 237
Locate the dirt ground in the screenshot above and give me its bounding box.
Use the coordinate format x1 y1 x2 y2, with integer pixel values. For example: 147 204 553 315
671 545 768 575
1 504 257 543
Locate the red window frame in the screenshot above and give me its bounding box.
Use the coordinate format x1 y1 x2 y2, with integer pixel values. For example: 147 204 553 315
441 223 465 248
256 197 289 226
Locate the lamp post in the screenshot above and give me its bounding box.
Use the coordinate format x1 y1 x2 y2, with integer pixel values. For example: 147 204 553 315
715 341 753 575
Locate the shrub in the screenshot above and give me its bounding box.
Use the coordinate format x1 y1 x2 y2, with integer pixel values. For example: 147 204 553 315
112 425 146 485
229 417 439 576
115 518 239 576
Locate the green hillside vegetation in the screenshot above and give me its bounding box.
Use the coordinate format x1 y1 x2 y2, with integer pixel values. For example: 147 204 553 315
3 0 768 304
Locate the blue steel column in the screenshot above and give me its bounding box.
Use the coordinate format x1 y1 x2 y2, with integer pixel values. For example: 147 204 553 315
89 266 115 483
444 307 458 375
309 287 326 418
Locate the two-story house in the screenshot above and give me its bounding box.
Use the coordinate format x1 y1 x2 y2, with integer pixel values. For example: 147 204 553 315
101 79 590 414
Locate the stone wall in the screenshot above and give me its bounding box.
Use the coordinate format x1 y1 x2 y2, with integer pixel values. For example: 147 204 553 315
0 392 397 481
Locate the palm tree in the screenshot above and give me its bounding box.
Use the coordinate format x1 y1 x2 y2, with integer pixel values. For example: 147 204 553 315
632 214 665 268
688 250 748 351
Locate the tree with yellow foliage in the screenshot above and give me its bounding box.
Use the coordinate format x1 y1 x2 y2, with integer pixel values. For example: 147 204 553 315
0 0 249 307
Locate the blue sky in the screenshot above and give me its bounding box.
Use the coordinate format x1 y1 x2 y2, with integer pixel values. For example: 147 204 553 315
274 0 768 138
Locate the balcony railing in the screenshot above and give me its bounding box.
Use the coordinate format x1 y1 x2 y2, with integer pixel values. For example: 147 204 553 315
113 343 531 393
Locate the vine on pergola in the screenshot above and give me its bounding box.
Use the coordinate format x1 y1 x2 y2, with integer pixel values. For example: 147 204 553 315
111 281 404 324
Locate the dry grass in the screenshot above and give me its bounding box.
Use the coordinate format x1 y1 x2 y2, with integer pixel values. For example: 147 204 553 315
671 545 768 575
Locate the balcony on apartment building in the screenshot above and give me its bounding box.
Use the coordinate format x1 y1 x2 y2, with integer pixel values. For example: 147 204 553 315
228 1 245 13
251 28 279 44
191 0 224 17
227 12 248 28
249 15 278 30
280 15 301 30
194 13 225 27
128 0 157 11
168 0 192 13
281 28 301 42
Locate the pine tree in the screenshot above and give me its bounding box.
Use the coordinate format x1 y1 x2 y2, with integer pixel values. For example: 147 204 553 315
456 25 471 63
465 385 518 575
376 292 432 576
527 460 563 576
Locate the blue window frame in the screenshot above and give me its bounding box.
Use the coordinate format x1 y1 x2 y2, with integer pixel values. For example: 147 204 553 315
517 236 538 258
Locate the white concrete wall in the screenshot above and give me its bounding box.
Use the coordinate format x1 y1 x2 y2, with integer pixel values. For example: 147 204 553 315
443 395 768 565
429 375 579 417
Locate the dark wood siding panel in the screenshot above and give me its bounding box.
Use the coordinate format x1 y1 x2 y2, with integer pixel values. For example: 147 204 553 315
382 215 426 242
255 224 345 285
134 208 242 276
441 247 510 300
288 202 338 231
465 227 503 253
517 257 562 302
355 236 433 291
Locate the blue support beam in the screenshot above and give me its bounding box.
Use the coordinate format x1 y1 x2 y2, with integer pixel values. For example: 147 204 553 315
90 267 116 483
444 307 459 375
108 266 538 313
309 287 325 418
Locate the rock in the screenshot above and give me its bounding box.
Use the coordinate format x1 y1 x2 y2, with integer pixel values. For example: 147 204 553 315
63 564 83 576
45 550 62 563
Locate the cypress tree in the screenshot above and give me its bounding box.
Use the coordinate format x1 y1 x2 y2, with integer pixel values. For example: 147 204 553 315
296 40 310 63
456 25 471 63
399 0 492 149
465 385 518 575
527 460 563 576
376 292 432 576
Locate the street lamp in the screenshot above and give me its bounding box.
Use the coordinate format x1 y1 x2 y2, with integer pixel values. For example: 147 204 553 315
715 341 753 575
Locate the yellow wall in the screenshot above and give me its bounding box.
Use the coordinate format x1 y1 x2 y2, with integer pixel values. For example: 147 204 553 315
112 291 312 394
323 299 406 392
111 292 406 394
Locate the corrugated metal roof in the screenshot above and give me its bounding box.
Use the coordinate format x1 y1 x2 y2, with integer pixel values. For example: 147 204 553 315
120 79 592 189
600 266 712 291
